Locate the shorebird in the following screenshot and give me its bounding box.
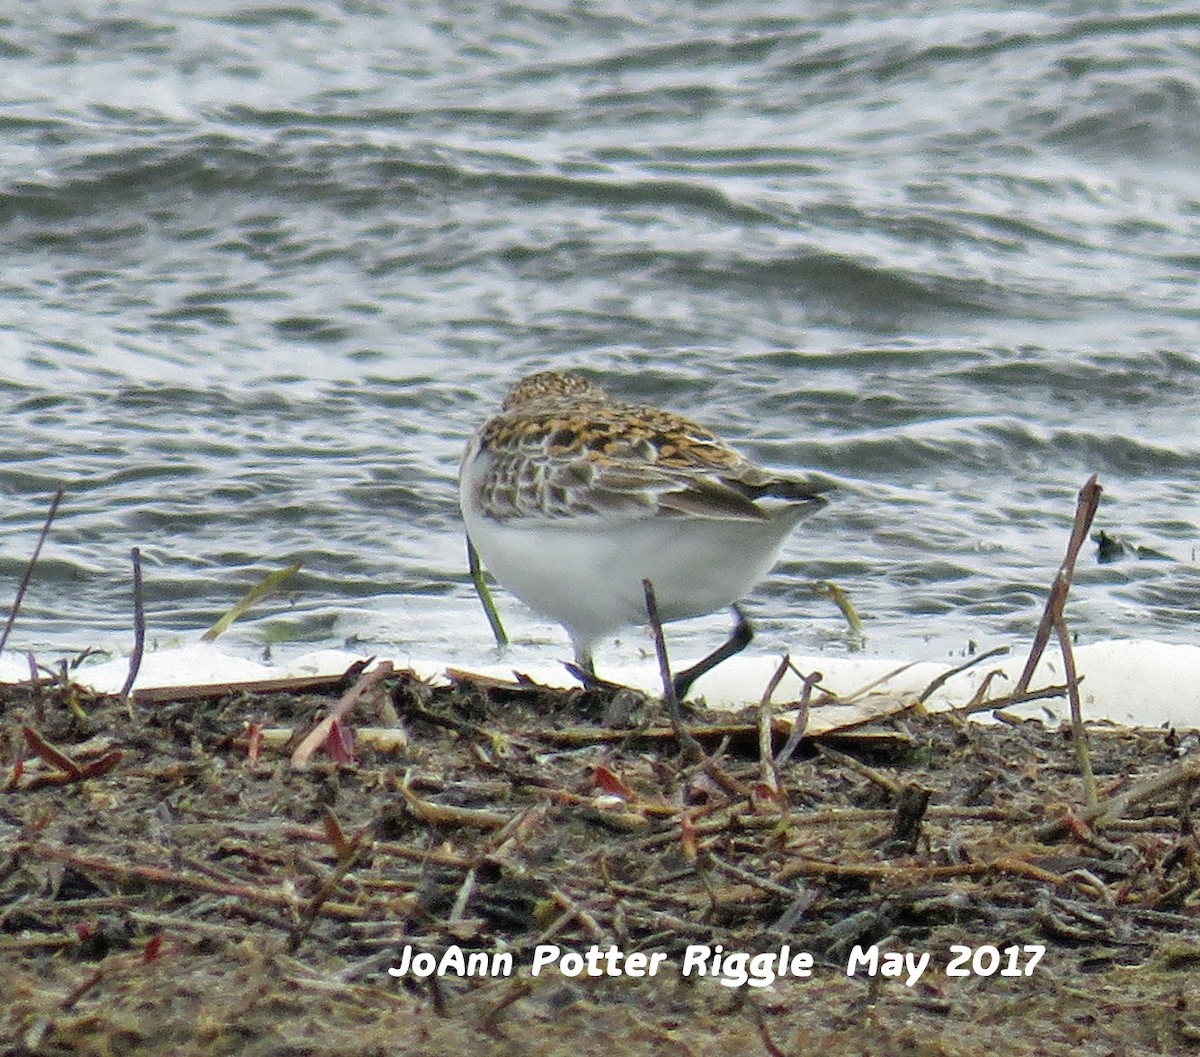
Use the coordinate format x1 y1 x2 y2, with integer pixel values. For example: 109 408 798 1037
459 370 830 698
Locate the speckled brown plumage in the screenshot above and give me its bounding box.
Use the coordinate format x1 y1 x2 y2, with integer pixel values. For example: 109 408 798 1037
467 370 823 523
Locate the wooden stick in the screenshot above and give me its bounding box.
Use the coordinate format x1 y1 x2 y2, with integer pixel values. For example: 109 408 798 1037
757 655 790 792
1013 475 1102 697
131 661 372 705
642 578 704 762
290 661 394 769
917 645 1010 704
120 547 145 699
1010 475 1102 803
1056 617 1096 805
774 663 822 769
1038 755 1200 838
0 488 64 655
27 843 365 919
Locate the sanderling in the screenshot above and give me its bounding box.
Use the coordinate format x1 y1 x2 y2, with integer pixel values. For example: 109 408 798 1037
459 370 830 697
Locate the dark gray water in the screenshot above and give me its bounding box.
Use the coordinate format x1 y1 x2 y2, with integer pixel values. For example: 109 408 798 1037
3 1 1198 672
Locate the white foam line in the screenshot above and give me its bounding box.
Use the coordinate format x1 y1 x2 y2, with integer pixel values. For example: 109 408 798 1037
33 637 1198 730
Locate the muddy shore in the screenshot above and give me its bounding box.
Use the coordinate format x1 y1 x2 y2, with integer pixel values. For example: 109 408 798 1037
3 670 1199 1056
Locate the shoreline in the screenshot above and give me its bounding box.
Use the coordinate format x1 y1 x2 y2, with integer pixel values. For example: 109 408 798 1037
2 668 1197 1055
6 634 1196 729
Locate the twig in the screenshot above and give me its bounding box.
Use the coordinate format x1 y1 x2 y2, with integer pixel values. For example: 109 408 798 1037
27 843 365 919
706 854 802 900
642 578 676 710
546 886 606 941
961 669 1009 712
837 660 921 703
757 655 790 792
22 726 83 777
61 968 105 1012
14 727 123 790
775 855 1068 887
393 772 512 830
0 488 64 655
1012 475 1102 804
480 980 534 1037
315 806 351 859
120 547 145 699
131 661 372 705
25 651 42 689
288 831 370 952
449 867 477 922
917 645 1010 704
1013 475 1102 698
774 663 822 769
815 742 900 795
1036 755 1200 838
952 681 1071 716
282 823 475 868
254 726 408 754
1056 619 1096 805
756 1016 789 1057
642 578 704 763
290 661 394 769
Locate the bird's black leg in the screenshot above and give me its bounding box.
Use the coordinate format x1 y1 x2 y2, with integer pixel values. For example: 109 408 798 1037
565 646 599 687
672 605 754 701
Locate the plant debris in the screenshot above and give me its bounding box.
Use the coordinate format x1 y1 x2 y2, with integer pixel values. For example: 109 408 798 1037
2 670 1199 1056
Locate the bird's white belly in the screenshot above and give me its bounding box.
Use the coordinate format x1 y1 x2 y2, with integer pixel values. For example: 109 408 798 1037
464 507 804 651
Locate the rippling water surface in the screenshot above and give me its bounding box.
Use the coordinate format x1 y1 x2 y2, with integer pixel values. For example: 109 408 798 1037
3 1 1198 674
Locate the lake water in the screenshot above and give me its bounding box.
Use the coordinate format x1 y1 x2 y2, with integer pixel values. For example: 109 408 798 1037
2 1 1198 678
